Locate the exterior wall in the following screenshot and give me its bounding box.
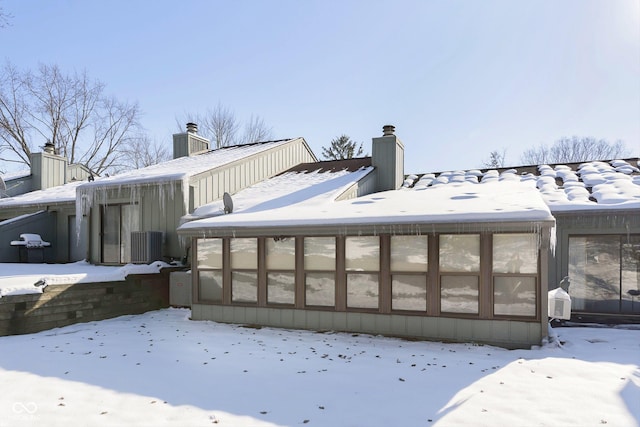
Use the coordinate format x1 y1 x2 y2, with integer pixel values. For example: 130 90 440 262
335 171 377 201
67 163 92 182
189 139 317 211
31 152 67 191
549 210 640 320
190 229 551 349
191 305 542 349
86 182 185 264
0 205 78 263
0 210 57 263
550 211 640 288
1 176 33 197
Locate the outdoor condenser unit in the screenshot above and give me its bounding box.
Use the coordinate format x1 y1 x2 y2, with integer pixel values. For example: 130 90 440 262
131 231 163 264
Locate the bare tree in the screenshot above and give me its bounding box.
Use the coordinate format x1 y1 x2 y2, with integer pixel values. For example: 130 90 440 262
0 3 12 28
0 62 142 175
321 135 365 160
521 136 629 165
241 114 273 144
200 103 238 148
178 105 273 149
483 149 507 168
110 134 171 173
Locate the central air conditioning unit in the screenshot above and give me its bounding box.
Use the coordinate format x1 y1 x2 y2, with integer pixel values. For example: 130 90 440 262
131 231 163 264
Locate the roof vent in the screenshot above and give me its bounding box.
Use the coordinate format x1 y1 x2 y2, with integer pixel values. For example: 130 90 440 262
186 122 198 134
382 125 395 136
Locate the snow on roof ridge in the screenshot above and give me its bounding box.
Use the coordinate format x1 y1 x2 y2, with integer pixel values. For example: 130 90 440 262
78 138 298 189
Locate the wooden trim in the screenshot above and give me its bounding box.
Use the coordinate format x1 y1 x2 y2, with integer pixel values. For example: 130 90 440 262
379 234 391 313
295 237 305 308
479 232 492 319
257 237 266 306
222 238 231 304
428 234 439 315
335 236 346 311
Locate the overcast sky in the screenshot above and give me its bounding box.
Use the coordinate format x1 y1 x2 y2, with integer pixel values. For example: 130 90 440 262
2 0 639 173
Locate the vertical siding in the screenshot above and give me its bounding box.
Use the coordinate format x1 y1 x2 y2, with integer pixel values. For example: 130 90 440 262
190 139 316 211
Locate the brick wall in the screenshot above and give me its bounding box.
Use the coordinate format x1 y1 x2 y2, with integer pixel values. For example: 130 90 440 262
0 268 180 336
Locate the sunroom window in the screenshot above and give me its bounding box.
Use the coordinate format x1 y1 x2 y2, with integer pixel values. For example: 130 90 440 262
196 238 223 303
345 236 379 309
439 234 479 314
230 238 258 304
266 238 295 305
304 237 336 307
493 234 538 317
391 235 428 311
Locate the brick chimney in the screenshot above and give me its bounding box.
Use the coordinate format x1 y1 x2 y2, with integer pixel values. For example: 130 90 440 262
372 124 404 192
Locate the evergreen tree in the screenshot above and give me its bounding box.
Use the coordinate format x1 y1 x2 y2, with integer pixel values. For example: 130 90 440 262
321 135 365 160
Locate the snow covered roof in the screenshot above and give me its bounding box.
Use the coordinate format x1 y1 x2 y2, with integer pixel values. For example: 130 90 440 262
0 180 83 209
78 139 301 190
179 167 553 235
181 162 375 223
0 169 30 182
404 158 640 213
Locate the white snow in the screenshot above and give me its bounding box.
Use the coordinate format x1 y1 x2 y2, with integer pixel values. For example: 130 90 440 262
0 308 637 427
180 179 554 231
0 261 170 298
0 180 83 208
183 167 374 222
77 139 297 191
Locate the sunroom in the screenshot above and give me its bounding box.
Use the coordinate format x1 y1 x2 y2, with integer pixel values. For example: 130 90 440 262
178 178 555 349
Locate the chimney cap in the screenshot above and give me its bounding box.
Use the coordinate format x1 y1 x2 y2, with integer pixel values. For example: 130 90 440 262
186 122 198 133
43 140 56 154
382 125 395 136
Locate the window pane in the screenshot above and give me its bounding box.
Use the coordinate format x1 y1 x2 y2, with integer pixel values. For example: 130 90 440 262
197 238 222 269
267 272 295 305
439 235 480 272
231 238 257 269
569 236 620 312
391 236 428 272
440 275 478 313
622 237 640 314
494 276 536 316
102 205 120 264
198 270 222 303
266 238 295 270
346 273 379 309
345 236 379 271
304 237 336 270
392 274 427 311
231 271 257 303
493 234 538 274
121 204 139 264
305 272 335 307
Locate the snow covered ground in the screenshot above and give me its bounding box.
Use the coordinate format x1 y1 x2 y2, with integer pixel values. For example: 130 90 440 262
0 308 638 427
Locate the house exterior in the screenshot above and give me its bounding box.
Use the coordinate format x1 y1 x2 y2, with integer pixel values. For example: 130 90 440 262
75 124 317 265
0 149 91 263
0 124 317 265
177 127 562 348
